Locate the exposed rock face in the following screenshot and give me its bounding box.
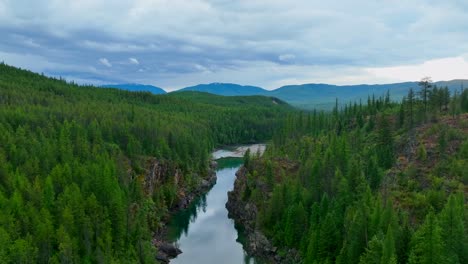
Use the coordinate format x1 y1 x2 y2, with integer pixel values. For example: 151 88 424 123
226 167 276 261
144 158 182 195
174 160 217 210
146 158 217 263
154 242 183 263
226 166 300 264
144 158 217 211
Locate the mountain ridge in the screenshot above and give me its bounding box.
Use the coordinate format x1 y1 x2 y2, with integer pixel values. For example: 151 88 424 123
177 82 268 96
172 80 467 109
101 83 167 94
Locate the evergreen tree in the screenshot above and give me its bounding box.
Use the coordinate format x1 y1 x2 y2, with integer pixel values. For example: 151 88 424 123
381 225 397 264
407 88 415 128
359 233 383 264
408 211 447 264
418 77 432 122
376 114 394 169
439 194 467 263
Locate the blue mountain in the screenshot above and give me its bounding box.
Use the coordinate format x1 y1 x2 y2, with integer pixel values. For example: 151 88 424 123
177 83 268 96
175 80 467 110
270 80 466 109
101 83 166 94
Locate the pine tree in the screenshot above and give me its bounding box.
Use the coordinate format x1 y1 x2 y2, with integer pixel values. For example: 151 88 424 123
376 114 394 169
399 97 406 128
381 225 397 264
284 202 307 248
439 194 467 263
243 148 251 169
407 88 415 127
359 233 383 264
418 77 432 122
408 211 447 264
0 227 10 263
9 236 38 264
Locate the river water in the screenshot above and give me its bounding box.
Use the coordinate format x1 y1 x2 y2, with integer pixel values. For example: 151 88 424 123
166 144 265 264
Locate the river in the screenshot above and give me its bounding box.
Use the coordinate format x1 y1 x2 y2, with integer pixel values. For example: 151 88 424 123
166 144 266 264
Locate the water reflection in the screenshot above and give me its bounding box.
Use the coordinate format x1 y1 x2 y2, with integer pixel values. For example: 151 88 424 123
167 157 262 264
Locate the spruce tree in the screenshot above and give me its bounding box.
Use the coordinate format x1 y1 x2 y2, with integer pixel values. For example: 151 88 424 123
418 77 432 122
408 211 447 264
439 194 467 263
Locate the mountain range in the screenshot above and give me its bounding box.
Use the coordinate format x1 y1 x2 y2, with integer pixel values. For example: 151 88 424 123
177 83 266 96
105 80 467 110
101 83 166 94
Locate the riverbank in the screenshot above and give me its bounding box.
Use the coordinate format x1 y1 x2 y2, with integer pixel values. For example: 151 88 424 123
153 144 266 263
212 143 266 159
226 166 278 263
226 166 300 264
151 159 218 263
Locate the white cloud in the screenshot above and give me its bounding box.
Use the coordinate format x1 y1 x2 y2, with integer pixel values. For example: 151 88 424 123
366 56 468 82
278 54 295 62
99 58 112 67
0 1 9 22
0 51 56 71
129 57 139 65
193 64 211 74
81 40 161 52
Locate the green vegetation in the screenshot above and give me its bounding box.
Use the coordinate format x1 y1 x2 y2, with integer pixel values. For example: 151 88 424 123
2 62 467 263
172 80 467 110
0 63 292 263
240 79 468 263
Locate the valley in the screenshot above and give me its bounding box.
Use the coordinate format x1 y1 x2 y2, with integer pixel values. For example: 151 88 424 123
0 63 467 263
2 2 468 263
109 80 468 110
166 145 265 264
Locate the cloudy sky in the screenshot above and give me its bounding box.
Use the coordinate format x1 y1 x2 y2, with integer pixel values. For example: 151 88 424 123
1 0 468 91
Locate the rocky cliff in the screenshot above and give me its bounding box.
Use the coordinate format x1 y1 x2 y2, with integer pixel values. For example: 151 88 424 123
227 166 299 263
144 158 218 263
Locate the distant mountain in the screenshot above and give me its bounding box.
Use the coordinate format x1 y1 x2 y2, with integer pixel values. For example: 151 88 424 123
269 82 417 109
270 80 467 109
101 83 166 94
168 91 290 108
175 80 467 110
177 83 268 96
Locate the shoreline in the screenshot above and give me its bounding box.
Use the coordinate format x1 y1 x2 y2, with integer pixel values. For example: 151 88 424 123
153 143 268 263
226 166 301 264
152 159 218 263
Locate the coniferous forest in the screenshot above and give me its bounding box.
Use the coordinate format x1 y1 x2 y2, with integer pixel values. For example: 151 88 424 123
0 63 292 263
1 62 467 264
235 80 468 263
3 1 468 263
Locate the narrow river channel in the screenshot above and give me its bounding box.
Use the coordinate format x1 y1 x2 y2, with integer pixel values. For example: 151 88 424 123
166 145 265 264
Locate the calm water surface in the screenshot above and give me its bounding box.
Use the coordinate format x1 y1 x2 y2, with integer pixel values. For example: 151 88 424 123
167 146 265 264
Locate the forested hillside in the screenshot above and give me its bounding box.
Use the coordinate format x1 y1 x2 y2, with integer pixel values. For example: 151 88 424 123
228 81 468 263
177 83 267 96
172 80 467 110
0 63 292 263
101 84 167 95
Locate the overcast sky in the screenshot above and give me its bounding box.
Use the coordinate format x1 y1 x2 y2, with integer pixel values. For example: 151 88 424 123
1 0 468 91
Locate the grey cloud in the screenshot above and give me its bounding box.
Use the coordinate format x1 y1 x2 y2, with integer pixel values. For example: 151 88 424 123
0 0 468 88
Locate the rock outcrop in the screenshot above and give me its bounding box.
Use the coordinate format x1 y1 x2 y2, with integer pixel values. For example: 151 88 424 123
154 241 182 263
146 158 217 263
226 166 300 264
144 158 217 211
174 160 217 210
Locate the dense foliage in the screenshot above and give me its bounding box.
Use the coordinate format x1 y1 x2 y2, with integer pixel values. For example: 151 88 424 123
242 80 468 263
0 63 292 263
